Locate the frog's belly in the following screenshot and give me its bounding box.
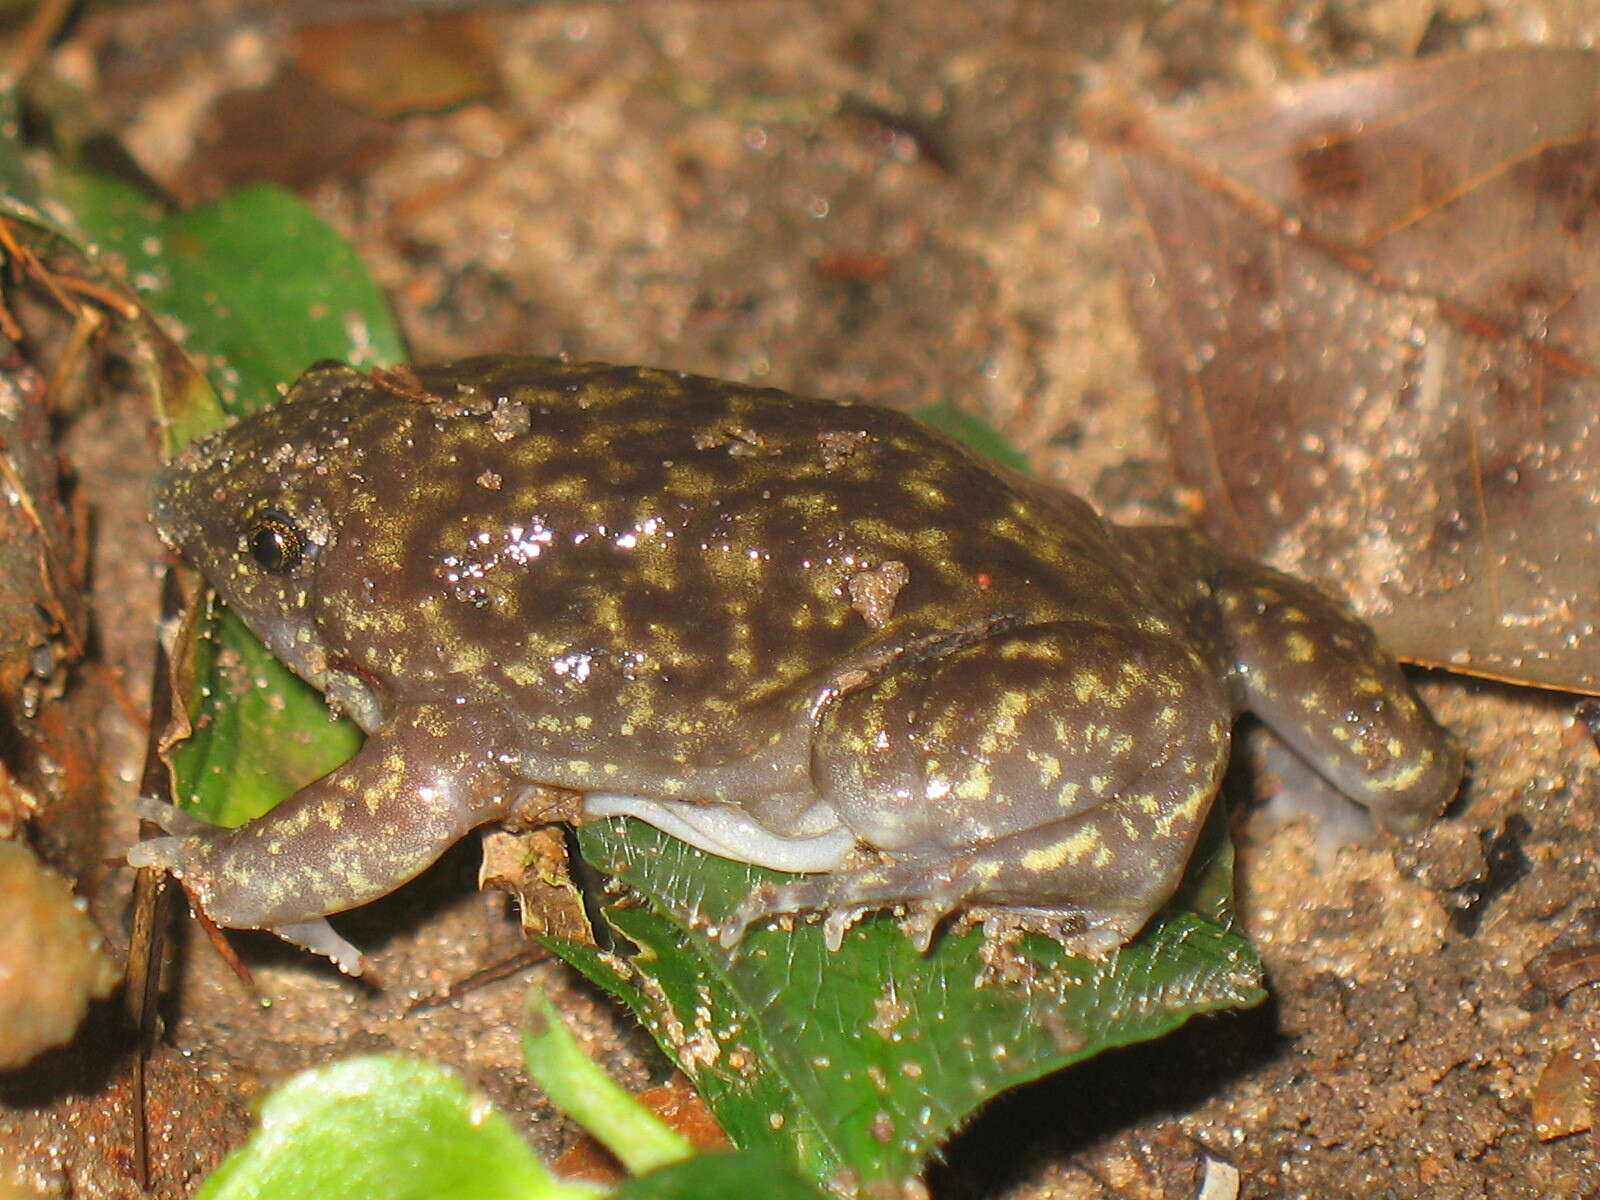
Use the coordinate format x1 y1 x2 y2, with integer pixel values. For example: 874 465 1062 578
583 793 855 873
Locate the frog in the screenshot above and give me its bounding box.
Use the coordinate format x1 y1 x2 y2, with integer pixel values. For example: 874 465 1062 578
131 356 1463 974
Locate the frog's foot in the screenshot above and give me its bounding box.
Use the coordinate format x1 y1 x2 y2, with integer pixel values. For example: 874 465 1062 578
719 857 975 952
720 778 1224 957
976 908 1136 961
721 864 1156 957
126 796 214 880
126 799 370 977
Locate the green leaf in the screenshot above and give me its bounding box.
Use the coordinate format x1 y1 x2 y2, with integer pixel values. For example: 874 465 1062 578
60 177 404 414
0 107 225 453
168 594 364 827
521 994 692 1177
547 808 1263 1196
613 1150 825 1200
195 1056 599 1200
913 403 1030 474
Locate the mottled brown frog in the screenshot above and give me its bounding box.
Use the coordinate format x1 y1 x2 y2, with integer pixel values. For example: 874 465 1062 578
133 357 1461 972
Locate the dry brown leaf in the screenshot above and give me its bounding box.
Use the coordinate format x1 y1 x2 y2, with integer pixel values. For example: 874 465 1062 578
289 13 502 119
1091 47 1600 692
1531 1039 1598 1142
0 351 84 710
479 826 594 946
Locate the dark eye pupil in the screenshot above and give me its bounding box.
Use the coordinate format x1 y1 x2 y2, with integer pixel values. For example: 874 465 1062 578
247 513 304 573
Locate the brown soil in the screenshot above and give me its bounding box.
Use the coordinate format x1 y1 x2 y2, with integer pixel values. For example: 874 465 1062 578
4 2 1598 1197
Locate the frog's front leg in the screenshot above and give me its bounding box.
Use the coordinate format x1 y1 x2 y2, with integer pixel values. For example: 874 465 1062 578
129 705 518 972
726 621 1233 953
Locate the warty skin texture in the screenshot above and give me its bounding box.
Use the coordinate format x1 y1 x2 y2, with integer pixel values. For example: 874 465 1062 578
133 357 1463 971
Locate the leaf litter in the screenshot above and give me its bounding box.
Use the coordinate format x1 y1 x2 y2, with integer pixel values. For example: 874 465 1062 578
1090 46 1600 693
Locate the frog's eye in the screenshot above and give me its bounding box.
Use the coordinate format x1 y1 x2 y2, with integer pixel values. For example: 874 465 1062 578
246 510 305 573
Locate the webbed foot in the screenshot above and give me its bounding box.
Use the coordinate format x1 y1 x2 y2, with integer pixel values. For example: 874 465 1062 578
719 863 962 952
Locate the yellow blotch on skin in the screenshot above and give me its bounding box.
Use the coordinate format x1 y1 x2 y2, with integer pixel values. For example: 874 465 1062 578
1027 751 1062 784
1285 633 1316 663
1071 670 1102 704
1021 827 1104 872
955 769 993 803
1154 781 1214 835
1374 753 1431 791
503 662 543 688
448 642 490 674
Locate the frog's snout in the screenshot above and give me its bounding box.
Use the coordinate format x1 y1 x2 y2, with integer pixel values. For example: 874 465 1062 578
152 428 233 551
151 458 204 555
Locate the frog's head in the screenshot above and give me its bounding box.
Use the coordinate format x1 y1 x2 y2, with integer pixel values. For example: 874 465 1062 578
153 362 374 704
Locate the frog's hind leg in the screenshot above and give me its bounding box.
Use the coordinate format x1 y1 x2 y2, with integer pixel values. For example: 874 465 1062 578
1204 553 1463 833
721 802 1224 955
723 621 1233 954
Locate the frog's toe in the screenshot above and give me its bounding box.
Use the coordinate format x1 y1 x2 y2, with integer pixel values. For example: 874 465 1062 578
821 904 874 951
125 834 192 875
978 907 1142 960
719 877 843 948
132 795 213 837
896 900 957 953
721 874 956 952
1043 919 1132 961
271 919 368 977
1374 803 1433 838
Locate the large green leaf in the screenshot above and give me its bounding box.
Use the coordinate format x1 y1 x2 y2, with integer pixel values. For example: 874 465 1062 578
61 176 402 415
547 808 1263 1195
194 1056 593 1200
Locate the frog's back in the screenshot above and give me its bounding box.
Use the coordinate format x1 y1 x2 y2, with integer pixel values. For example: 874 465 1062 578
309 359 1165 753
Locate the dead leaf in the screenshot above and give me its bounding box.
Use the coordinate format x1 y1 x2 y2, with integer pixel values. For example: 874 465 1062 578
0 350 85 710
289 13 502 120
1531 1039 1598 1141
479 826 594 946
1091 47 1600 692
181 68 395 201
